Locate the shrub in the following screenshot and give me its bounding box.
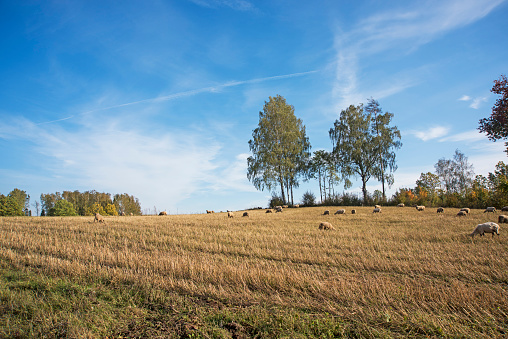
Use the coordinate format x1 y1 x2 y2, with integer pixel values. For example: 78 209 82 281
269 194 284 208
301 191 316 207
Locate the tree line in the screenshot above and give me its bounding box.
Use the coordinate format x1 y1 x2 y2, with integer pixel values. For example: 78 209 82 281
396 152 508 209
247 74 507 208
0 189 142 216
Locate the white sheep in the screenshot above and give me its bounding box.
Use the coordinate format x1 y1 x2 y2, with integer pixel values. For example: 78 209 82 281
498 215 508 224
470 222 500 238
94 213 105 223
275 206 283 213
460 208 470 214
397 203 405 207
502 206 508 212
334 209 345 215
484 207 496 213
227 211 234 218
318 222 335 230
415 205 425 211
375 205 381 209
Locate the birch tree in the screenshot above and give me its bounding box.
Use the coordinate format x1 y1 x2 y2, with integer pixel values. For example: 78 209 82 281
247 95 311 205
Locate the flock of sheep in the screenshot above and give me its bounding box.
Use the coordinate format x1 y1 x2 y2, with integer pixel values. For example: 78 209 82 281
93 204 507 240
316 204 506 239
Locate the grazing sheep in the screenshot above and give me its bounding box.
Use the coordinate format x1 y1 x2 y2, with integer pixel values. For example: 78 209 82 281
130 213 133 216
470 222 500 238
498 215 508 224
227 211 234 218
318 222 335 230
294 204 300 208
206 210 212 214
120 212 126 216
415 205 425 211
94 213 105 223
242 212 249 217
323 210 330 215
266 209 273 213
373 208 381 213
456 211 467 217
334 209 346 215
275 206 283 213
437 207 444 213
351 209 356 214
159 211 167 216
282 205 288 208
397 203 405 207
460 208 470 214
484 207 496 213
375 205 381 209
502 206 508 212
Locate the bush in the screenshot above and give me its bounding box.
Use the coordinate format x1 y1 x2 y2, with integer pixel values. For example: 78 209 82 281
301 191 316 207
269 194 285 208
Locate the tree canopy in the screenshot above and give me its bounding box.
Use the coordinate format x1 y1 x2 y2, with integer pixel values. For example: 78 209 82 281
478 74 508 155
247 95 311 205
329 103 401 203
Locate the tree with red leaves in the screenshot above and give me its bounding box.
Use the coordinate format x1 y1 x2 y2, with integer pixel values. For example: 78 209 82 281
478 74 508 155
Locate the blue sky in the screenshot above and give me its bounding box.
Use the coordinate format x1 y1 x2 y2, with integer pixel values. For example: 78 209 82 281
1 0 507 214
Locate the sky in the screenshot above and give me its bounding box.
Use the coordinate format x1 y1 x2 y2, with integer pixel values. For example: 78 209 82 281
1 0 507 215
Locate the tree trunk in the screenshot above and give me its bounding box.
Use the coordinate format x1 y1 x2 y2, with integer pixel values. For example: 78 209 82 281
362 176 368 204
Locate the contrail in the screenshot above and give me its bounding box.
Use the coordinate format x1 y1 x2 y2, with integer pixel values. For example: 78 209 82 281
36 70 318 125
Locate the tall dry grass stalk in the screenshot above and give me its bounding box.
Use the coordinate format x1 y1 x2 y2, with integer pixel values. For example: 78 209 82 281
1 206 507 337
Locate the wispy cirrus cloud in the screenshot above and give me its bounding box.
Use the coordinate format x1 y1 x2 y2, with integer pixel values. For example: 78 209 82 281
36 71 318 125
188 0 256 11
439 129 487 142
332 0 504 109
407 126 450 141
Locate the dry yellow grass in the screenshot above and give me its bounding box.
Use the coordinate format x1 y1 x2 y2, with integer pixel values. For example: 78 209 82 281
1 206 507 337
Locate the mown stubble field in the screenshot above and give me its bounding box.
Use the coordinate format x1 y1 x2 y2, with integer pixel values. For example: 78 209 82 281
0 206 507 338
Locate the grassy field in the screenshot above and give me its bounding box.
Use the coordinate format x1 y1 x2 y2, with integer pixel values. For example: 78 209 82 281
0 206 507 338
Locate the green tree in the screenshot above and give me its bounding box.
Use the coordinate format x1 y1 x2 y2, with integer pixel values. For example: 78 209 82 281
365 98 402 200
8 188 30 214
416 172 441 206
41 192 61 216
247 95 311 205
435 149 474 196
478 74 508 155
113 193 142 215
329 104 400 203
53 200 77 216
0 194 24 216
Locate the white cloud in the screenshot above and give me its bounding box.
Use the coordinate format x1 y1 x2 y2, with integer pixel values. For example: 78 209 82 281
407 126 450 141
457 94 488 109
1 115 264 212
439 129 486 142
331 0 504 110
470 96 488 109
